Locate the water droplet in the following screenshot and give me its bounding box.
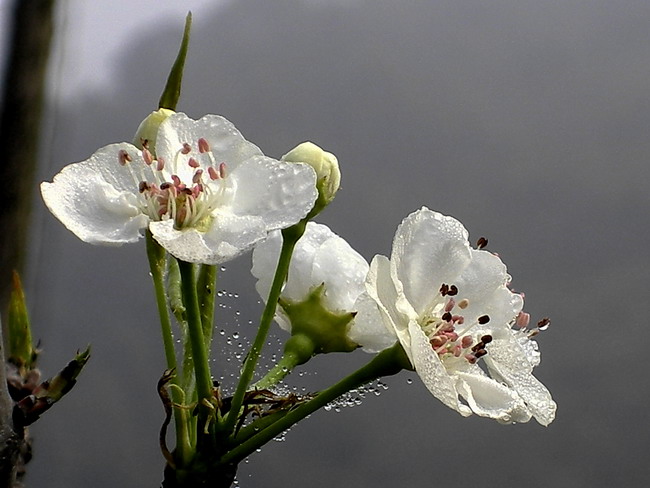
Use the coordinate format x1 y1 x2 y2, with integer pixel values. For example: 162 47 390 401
406 378 413 385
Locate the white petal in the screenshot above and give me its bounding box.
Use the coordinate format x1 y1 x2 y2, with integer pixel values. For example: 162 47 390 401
311 232 369 311
156 113 263 178
227 156 317 229
455 371 532 423
281 223 334 302
366 255 410 340
348 293 398 352
151 213 267 264
484 331 556 426
408 321 472 416
251 230 284 301
391 207 471 316
41 143 150 244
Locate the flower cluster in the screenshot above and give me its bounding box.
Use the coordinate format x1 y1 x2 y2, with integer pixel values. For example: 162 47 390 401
42 109 555 426
252 207 555 425
36 16 556 487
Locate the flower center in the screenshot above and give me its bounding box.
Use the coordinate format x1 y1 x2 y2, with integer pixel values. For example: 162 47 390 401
119 137 229 230
419 283 493 365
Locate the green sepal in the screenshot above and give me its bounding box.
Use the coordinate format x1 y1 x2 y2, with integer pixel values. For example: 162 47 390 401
7 271 37 369
280 283 358 364
158 12 192 111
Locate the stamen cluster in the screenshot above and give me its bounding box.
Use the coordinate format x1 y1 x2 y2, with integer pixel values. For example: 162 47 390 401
119 137 228 230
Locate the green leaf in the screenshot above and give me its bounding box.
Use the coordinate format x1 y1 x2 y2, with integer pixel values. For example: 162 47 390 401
158 12 192 111
7 270 37 369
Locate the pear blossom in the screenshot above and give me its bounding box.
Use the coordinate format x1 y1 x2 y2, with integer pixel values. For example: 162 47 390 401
41 112 318 264
354 207 556 425
251 222 395 352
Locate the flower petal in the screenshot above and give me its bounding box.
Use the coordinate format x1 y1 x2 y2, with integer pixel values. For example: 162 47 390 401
408 321 472 416
484 331 557 426
156 113 263 179
311 231 369 312
348 292 398 352
454 370 532 423
41 143 150 244
227 156 317 229
391 208 471 316
150 213 267 264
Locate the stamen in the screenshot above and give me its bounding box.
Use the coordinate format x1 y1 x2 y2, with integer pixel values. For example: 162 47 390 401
188 157 200 168
478 315 490 324
181 143 192 154
476 237 488 249
448 285 458 296
192 170 203 184
218 162 228 179
198 138 210 153
157 157 165 172
458 298 469 309
537 317 551 331
208 166 220 180
444 298 456 312
143 148 154 165
118 149 132 165
516 311 530 328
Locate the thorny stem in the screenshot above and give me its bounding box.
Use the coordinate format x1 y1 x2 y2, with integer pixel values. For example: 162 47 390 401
146 232 192 464
222 220 307 434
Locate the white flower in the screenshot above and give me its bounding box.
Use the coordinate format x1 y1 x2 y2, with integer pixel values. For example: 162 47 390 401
354 207 556 425
251 222 395 353
41 112 318 264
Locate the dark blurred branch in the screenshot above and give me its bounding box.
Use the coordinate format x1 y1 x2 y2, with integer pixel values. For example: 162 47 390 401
0 0 56 319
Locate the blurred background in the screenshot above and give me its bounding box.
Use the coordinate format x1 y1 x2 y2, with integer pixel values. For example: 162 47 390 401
1 0 649 486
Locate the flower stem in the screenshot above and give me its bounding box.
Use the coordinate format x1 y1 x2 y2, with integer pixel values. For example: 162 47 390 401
176 259 216 446
145 232 192 464
251 349 303 390
197 264 218 354
221 342 408 465
222 220 307 434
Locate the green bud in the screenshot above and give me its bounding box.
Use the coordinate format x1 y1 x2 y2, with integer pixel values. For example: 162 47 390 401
282 142 341 217
132 108 175 155
279 283 358 365
7 271 37 369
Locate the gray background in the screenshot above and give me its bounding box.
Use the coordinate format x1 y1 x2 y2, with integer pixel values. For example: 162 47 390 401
5 0 650 486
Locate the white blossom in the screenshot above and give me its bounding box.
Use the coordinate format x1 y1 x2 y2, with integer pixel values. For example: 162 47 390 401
41 112 318 264
252 222 395 352
354 207 556 425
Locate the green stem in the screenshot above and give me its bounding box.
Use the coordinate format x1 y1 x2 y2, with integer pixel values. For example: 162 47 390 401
197 264 218 354
145 232 192 465
252 349 303 390
222 220 307 434
177 259 215 445
221 343 408 465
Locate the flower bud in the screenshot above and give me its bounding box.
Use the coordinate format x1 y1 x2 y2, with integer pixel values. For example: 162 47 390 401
282 142 340 216
132 108 175 156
